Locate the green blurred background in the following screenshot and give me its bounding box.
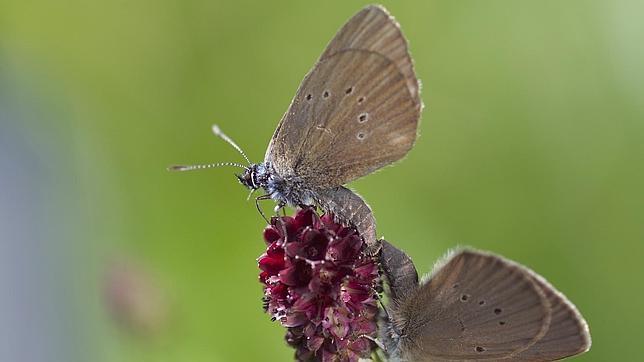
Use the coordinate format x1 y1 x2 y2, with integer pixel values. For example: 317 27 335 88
1 0 642 361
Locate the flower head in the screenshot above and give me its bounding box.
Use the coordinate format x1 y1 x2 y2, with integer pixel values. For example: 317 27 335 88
258 208 380 361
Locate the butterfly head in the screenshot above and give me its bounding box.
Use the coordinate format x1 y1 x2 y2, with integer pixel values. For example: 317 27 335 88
237 164 260 190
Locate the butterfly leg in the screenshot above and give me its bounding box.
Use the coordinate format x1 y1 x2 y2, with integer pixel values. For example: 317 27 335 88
374 292 390 320
255 194 272 224
273 201 290 244
357 334 387 355
273 201 286 215
255 195 290 243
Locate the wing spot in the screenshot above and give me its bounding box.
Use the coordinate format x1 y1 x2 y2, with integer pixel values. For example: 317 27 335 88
494 308 502 315
323 90 330 98
460 294 470 302
306 94 312 101
475 346 486 353
357 132 366 141
499 321 506 326
358 96 366 104
345 87 353 95
358 113 369 123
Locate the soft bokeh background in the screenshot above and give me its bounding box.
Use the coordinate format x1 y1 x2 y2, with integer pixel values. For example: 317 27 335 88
1 0 642 361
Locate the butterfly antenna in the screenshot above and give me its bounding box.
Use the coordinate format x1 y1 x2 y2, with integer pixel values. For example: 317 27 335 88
246 188 256 201
211 124 251 164
167 162 248 172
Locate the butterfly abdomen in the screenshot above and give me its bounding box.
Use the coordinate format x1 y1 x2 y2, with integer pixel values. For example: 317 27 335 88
315 187 377 248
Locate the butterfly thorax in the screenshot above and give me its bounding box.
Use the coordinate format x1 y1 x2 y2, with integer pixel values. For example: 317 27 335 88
238 162 316 207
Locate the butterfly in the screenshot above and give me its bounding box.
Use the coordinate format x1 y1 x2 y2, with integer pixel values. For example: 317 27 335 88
170 5 422 250
379 240 591 361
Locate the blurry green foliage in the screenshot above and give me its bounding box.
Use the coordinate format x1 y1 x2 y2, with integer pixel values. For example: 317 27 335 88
1 0 642 361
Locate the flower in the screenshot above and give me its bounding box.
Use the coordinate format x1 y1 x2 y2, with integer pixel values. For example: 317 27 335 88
258 207 380 361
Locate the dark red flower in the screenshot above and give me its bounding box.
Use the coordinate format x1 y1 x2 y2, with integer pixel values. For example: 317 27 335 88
258 208 380 361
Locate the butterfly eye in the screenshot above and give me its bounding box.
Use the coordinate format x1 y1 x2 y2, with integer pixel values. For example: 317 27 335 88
357 96 365 104
478 300 485 305
306 94 312 101
345 87 354 94
494 308 502 315
358 113 368 123
475 346 486 353
460 294 470 302
323 90 330 98
357 132 366 141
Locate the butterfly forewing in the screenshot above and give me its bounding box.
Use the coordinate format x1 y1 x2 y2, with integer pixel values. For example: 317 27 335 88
319 5 421 107
266 5 421 189
398 250 553 361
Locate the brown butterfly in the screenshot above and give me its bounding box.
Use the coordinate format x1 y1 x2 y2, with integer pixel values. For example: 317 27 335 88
170 5 422 250
379 240 591 361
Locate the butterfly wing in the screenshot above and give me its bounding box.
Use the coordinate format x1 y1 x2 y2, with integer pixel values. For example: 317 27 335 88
395 250 552 361
512 273 591 360
265 5 421 189
391 249 590 361
318 5 421 108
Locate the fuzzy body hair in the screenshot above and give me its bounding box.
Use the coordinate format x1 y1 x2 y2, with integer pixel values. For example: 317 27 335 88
240 162 316 207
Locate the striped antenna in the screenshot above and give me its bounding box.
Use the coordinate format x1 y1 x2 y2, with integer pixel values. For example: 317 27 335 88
211 124 251 164
167 162 248 172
